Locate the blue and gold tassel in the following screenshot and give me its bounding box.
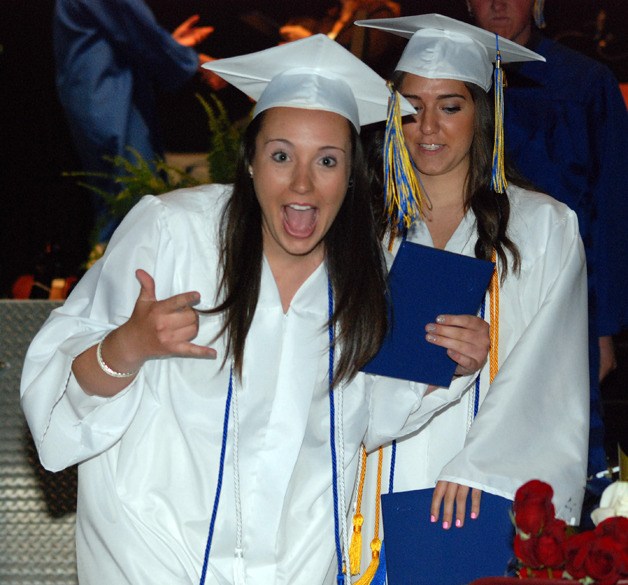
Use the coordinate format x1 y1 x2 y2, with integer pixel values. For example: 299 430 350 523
383 82 426 234
533 0 546 29
491 37 507 194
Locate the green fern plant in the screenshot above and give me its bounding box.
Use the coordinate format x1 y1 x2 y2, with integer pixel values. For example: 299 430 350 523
197 92 249 184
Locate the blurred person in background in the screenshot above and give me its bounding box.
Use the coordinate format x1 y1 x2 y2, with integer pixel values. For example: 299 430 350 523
53 0 224 240
467 0 628 496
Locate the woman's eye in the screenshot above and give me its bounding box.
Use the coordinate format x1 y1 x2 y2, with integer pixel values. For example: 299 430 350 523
442 105 462 114
406 100 422 114
320 156 337 167
271 151 289 162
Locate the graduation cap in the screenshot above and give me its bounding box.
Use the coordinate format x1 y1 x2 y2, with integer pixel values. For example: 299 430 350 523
202 34 415 131
356 14 544 195
356 14 544 91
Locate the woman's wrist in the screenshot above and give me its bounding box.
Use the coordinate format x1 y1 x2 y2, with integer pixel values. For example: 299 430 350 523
96 328 145 379
96 333 140 378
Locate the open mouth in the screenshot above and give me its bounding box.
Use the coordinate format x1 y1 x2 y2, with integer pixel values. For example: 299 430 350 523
283 203 318 238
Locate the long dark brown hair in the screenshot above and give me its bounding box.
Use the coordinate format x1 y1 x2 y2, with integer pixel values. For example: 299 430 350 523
367 73 530 281
208 111 389 386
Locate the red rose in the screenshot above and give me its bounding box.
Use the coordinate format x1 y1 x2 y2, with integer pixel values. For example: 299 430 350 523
514 519 567 569
513 480 556 536
564 530 627 585
536 519 568 568
515 533 542 567
584 536 626 585
595 516 628 554
564 531 596 579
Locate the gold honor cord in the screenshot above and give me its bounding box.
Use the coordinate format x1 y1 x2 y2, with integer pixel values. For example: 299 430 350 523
489 249 499 382
349 447 368 575
352 446 384 584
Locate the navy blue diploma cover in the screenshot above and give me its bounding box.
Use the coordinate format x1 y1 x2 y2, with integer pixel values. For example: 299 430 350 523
382 489 515 585
362 241 494 386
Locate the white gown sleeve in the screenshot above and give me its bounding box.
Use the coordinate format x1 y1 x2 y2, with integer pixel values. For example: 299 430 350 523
439 206 589 522
364 373 477 453
20 195 174 472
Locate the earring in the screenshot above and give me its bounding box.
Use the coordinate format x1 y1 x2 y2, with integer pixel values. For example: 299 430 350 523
248 166 254 178
348 178 354 188
466 0 473 17
533 0 546 29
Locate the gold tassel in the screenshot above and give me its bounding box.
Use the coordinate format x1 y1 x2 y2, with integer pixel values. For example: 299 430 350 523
353 447 384 585
491 45 508 194
349 446 368 575
353 538 381 585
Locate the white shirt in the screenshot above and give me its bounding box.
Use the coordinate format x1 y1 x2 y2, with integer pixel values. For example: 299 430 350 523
21 184 475 585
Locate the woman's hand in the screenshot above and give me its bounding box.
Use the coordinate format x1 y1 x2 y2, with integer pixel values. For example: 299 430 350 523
72 269 216 397
425 314 489 377
118 269 216 367
172 14 214 47
431 480 482 529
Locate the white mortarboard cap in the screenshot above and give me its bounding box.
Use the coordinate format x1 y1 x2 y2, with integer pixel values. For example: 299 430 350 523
202 34 415 130
356 14 544 92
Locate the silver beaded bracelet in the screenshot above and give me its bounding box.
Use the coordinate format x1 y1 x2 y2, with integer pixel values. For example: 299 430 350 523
96 333 139 379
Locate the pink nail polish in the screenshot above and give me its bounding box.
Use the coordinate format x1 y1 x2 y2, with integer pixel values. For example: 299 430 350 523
455 519 462 528
442 521 450 529
470 512 478 520
430 515 436 523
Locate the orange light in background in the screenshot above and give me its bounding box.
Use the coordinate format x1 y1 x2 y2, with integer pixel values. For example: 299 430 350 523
620 83 628 109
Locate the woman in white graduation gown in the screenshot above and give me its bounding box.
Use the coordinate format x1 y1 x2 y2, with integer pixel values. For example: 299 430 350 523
354 14 589 571
20 35 489 585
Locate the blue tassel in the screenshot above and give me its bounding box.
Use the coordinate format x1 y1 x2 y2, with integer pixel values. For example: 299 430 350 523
490 36 508 194
383 83 426 234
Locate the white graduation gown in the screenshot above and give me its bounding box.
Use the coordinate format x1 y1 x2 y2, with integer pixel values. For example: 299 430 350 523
20 184 475 585
358 185 589 573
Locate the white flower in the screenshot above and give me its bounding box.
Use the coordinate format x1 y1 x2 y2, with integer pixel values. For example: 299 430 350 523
590 480 628 525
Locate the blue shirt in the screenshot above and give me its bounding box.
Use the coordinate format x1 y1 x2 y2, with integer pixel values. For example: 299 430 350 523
54 0 199 173
504 34 628 338
504 34 628 474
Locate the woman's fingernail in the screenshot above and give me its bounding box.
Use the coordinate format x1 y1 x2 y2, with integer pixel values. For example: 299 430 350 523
455 519 462 528
426 323 436 332
426 334 436 343
442 521 450 529
436 315 445 324
470 512 478 520
430 515 436 523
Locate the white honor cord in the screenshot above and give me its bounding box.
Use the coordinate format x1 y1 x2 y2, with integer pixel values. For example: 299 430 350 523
465 381 476 433
335 384 351 577
232 379 246 585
